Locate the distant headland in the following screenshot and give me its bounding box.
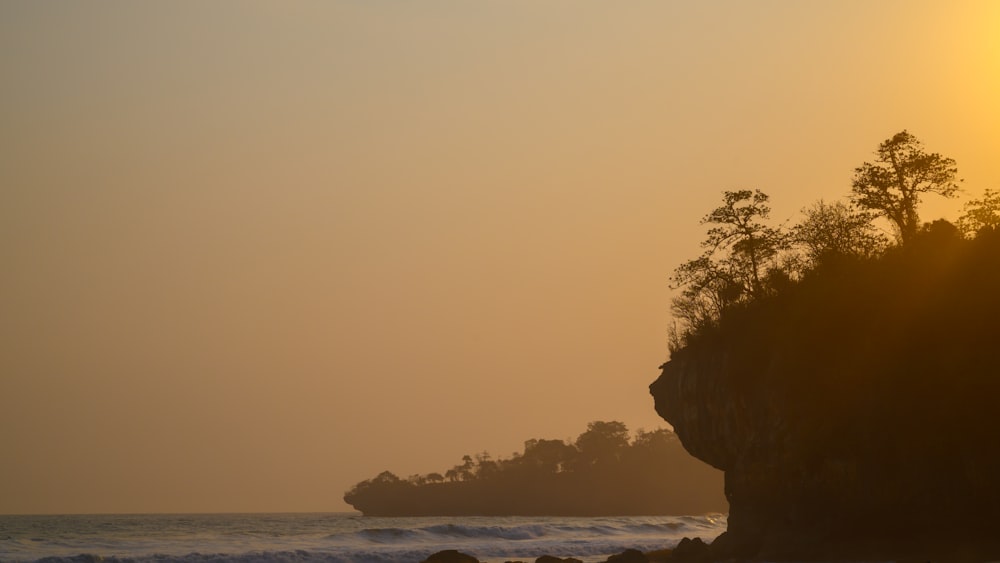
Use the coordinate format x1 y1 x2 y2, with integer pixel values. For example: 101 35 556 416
344 421 726 517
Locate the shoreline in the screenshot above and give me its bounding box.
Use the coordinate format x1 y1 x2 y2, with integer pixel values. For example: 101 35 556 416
0 512 724 563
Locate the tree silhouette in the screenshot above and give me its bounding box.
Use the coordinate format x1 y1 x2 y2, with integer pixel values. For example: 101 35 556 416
793 200 887 266
575 421 630 468
670 190 787 347
521 438 576 473
850 131 960 244
958 188 1000 237
373 471 401 485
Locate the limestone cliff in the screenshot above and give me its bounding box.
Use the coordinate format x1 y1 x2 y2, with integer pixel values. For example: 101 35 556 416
651 228 1000 561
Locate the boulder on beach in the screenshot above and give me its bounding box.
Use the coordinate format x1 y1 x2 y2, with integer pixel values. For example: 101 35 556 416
421 549 480 563
669 537 710 562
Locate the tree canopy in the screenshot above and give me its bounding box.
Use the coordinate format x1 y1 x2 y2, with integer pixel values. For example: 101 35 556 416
792 200 886 267
850 130 961 244
669 189 789 344
958 188 1000 237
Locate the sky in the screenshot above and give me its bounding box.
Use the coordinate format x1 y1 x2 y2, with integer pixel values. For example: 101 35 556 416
2 1 998 515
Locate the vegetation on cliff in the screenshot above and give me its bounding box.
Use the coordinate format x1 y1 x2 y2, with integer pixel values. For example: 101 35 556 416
344 421 726 516
668 130 994 352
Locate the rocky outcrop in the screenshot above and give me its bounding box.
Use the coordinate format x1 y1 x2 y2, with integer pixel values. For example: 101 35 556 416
535 556 583 563
651 229 1000 561
421 550 480 563
604 549 648 563
669 537 710 562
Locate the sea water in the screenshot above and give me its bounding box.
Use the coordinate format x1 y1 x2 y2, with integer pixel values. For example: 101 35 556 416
0 512 726 563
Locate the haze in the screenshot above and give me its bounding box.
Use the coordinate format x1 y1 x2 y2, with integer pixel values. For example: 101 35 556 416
2 1 998 514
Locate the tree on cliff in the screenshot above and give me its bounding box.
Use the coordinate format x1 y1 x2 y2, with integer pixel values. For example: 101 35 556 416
957 188 1000 237
850 131 961 244
670 190 787 345
700 189 787 297
792 200 887 267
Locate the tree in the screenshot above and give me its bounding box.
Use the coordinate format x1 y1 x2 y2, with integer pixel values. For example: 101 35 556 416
521 438 576 473
670 255 744 336
850 131 961 244
631 428 680 450
575 421 630 467
700 189 787 296
373 471 401 485
957 188 1000 237
669 190 787 346
793 200 887 266
475 451 499 479
458 455 475 481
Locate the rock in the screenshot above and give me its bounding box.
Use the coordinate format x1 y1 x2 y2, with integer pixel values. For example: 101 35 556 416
669 537 710 562
535 557 582 563
642 548 672 562
603 548 648 563
421 550 480 563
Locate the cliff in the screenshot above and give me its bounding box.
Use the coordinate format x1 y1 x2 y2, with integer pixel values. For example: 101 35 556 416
651 226 1000 561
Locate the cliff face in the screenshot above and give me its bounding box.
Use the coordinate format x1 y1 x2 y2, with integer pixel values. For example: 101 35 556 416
651 229 1000 561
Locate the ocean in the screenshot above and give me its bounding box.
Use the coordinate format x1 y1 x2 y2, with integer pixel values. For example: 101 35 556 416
0 512 726 563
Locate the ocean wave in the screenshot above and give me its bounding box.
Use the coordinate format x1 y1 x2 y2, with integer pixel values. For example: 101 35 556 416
4 514 727 563
348 520 697 546
354 527 421 542
33 551 401 563
24 540 684 563
420 524 547 541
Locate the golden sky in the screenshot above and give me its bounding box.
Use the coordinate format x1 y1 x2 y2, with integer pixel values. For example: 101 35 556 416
2 1 998 514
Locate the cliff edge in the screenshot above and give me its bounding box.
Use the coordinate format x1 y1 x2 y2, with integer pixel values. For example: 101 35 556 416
651 227 1000 561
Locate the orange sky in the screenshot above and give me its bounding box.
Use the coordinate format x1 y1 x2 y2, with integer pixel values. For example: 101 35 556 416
2 1 998 514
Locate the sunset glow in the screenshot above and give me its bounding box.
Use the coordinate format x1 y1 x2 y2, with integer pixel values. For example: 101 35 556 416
2 1 999 516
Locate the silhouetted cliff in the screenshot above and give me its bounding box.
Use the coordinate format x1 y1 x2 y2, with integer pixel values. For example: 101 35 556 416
651 225 1000 561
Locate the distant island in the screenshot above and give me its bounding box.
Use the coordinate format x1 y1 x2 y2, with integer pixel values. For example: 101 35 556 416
651 131 1000 561
344 421 727 516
